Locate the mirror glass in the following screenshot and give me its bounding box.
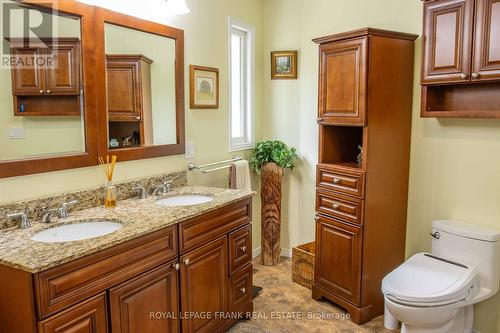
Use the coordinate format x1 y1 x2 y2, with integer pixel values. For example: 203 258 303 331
104 23 177 150
0 2 85 161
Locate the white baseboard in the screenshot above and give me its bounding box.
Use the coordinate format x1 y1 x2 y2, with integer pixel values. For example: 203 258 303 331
252 247 261 259
252 247 292 259
472 330 481 333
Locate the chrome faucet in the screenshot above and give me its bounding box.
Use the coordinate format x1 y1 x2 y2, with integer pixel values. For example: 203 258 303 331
6 212 31 229
59 200 79 218
42 208 60 224
152 181 173 196
132 185 148 199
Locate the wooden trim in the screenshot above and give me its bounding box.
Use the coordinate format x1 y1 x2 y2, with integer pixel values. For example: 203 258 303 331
95 7 185 162
271 50 298 80
313 27 419 44
189 65 220 109
0 0 98 178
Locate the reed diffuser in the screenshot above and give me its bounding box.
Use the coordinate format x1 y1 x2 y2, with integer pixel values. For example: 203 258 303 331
99 155 117 208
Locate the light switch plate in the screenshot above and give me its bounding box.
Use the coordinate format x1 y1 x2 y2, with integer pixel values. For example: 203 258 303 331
8 127 25 139
185 142 195 159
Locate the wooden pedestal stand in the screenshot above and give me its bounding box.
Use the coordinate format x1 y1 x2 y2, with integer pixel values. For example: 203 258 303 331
261 162 283 266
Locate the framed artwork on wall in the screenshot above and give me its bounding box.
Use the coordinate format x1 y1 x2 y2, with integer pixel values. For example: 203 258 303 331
271 50 298 80
190 65 219 109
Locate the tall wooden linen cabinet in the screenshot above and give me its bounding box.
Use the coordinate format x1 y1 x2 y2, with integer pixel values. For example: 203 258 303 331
311 28 418 324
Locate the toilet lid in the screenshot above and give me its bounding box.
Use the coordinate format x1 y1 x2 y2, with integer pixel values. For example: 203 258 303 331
382 253 476 306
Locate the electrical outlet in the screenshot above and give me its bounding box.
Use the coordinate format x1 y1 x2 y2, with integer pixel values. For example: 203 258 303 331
8 127 25 139
185 142 195 159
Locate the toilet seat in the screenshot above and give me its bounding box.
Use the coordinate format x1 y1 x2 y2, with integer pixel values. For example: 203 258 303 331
382 253 477 307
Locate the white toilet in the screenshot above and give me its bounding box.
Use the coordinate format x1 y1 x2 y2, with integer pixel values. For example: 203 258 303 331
382 220 500 333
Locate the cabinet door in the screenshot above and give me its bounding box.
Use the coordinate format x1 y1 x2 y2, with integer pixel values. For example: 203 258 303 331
314 215 362 305
45 40 81 95
109 262 180 333
318 37 367 125
10 47 46 96
106 58 142 122
472 0 500 80
422 0 474 84
38 294 108 333
180 236 228 333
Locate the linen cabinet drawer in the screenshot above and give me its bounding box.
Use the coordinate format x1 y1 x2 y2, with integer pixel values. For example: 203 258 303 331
229 264 253 311
316 190 364 226
229 224 252 275
35 227 177 319
317 164 365 198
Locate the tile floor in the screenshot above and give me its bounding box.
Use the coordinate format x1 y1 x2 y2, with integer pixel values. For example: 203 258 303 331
229 257 398 333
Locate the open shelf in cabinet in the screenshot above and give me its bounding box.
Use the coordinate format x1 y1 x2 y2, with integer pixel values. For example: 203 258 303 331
422 82 500 119
319 125 364 170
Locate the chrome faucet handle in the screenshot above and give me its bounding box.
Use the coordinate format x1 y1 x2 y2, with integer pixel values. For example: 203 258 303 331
165 180 173 192
7 212 31 229
41 208 60 224
59 200 79 218
132 186 148 199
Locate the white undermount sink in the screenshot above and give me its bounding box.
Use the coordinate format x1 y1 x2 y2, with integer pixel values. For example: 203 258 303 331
155 195 214 207
31 221 122 243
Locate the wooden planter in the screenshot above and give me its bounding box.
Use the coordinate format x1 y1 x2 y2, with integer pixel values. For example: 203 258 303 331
292 242 315 289
260 162 283 266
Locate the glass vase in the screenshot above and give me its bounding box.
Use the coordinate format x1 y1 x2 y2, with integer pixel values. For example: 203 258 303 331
104 181 117 208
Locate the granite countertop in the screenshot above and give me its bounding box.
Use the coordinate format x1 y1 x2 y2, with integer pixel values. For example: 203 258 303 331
0 186 254 273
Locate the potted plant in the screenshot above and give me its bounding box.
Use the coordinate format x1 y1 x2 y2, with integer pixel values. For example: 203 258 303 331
249 140 298 266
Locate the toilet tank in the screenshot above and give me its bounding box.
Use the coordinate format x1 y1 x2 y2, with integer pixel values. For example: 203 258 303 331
432 220 500 294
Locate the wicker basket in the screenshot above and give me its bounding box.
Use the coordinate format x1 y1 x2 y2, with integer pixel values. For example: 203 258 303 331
292 242 315 289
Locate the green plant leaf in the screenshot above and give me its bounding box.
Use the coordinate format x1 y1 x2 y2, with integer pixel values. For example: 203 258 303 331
249 140 299 173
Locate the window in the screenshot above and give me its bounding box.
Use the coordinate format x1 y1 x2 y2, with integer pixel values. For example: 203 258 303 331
229 18 255 151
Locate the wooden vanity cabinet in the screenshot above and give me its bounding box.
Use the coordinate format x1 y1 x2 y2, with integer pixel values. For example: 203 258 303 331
313 28 417 324
0 198 252 333
421 0 500 117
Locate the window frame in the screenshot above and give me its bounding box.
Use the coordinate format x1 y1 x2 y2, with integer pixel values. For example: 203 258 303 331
228 17 255 152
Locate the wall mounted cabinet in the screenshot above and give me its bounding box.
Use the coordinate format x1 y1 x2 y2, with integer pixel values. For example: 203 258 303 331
312 28 417 324
9 38 81 116
421 0 500 117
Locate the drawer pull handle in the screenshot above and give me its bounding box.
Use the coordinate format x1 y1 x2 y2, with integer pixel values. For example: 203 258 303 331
240 287 246 294
460 73 468 79
184 258 190 266
472 73 480 79
39 90 44 94
332 203 340 209
240 245 247 253
316 117 323 123
333 177 340 184
173 263 180 270
46 90 51 94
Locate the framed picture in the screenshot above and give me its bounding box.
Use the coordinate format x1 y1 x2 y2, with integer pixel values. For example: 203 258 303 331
190 65 219 109
271 50 298 80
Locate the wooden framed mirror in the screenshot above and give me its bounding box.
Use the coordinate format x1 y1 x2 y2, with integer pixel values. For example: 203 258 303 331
0 0 98 178
94 8 185 162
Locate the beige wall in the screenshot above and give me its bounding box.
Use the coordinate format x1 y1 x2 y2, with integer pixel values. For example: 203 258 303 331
262 0 500 331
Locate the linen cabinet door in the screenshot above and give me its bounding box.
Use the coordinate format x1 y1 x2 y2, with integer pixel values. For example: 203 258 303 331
38 294 108 333
472 0 500 81
422 0 474 84
314 216 362 305
318 37 367 125
180 236 228 333
109 263 180 333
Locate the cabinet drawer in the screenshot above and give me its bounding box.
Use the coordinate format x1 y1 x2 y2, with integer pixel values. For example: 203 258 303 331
317 164 365 198
179 198 252 254
316 190 364 225
38 293 108 333
229 264 253 311
229 225 252 275
35 226 177 319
